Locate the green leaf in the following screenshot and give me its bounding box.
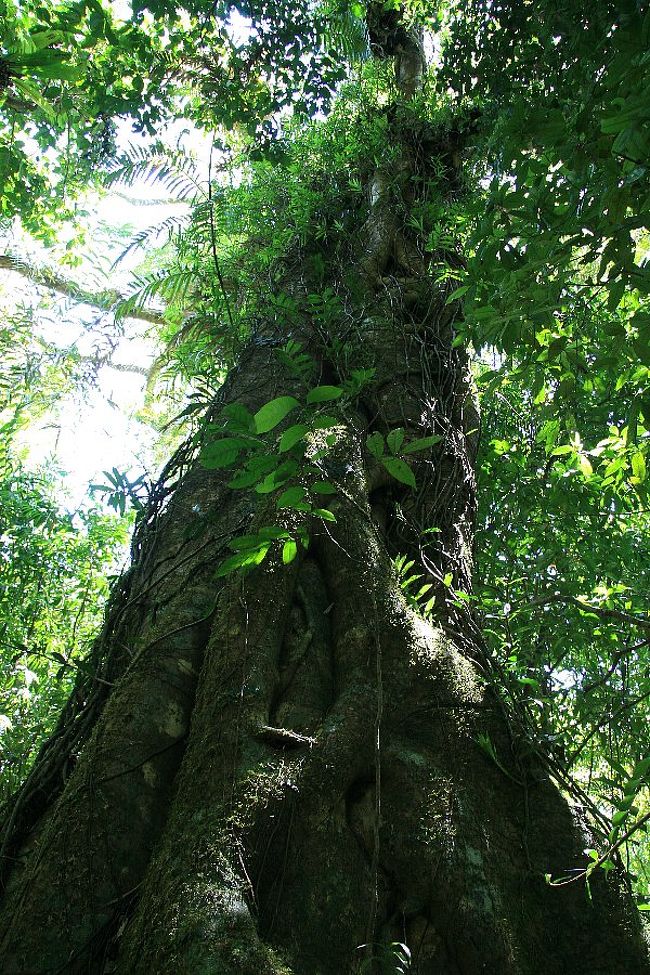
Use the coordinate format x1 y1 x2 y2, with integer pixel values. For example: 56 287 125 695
631 452 647 483
229 534 269 551
222 403 255 432
579 454 593 477
228 469 264 489
381 456 416 489
200 437 247 469
386 428 405 454
314 507 336 522
367 432 385 458
254 396 300 434
402 435 443 454
282 539 298 564
257 526 291 541
33 63 83 82
277 486 306 507
216 546 270 577
445 284 470 305
12 77 55 120
279 423 309 452
256 462 298 494
306 385 343 403
312 481 337 494
311 415 339 430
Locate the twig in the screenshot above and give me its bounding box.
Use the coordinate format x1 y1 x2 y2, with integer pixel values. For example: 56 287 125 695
516 594 650 633
550 811 650 887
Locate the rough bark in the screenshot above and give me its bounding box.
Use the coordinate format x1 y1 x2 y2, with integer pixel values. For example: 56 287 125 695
1 324 648 974
1 11 649 975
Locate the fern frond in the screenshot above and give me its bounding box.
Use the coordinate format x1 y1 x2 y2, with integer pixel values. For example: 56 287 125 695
144 316 207 396
114 268 199 321
113 212 191 267
318 8 369 59
106 144 204 202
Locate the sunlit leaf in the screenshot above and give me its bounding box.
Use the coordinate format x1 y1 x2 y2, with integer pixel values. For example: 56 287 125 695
254 396 300 434
306 385 343 403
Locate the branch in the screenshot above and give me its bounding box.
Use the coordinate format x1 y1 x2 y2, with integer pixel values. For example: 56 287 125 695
518 594 650 633
0 253 167 326
78 356 149 377
549 810 650 888
2 95 35 114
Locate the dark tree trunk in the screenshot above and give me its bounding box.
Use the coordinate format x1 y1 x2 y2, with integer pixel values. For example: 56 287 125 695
1 18 649 975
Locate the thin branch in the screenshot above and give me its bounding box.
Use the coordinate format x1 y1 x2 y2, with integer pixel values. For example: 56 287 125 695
566 686 650 767
550 811 650 888
0 253 167 326
100 360 149 377
517 594 650 633
207 141 235 332
581 639 650 696
2 95 35 114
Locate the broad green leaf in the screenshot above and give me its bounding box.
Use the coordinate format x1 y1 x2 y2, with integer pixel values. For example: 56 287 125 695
256 462 298 494
257 526 292 541
314 507 336 522
386 428 405 454
34 63 83 82
312 481 337 494
222 403 255 432
216 545 270 577
282 539 298 563
229 534 266 551
277 486 306 507
311 415 339 430
366 432 384 458
518 676 540 688
631 452 646 483
306 385 343 403
254 396 299 434
228 469 263 489
402 435 442 454
382 456 416 489
279 423 309 452
579 454 593 477
200 437 247 469
445 284 470 305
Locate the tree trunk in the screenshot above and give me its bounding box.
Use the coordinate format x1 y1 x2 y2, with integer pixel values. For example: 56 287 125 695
1 20 649 975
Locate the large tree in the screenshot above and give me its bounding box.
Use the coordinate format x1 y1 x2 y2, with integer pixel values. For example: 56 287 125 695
1 1 649 972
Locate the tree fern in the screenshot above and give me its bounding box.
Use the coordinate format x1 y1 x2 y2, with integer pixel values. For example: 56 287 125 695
112 213 191 267
106 143 204 202
114 269 199 322
318 4 369 60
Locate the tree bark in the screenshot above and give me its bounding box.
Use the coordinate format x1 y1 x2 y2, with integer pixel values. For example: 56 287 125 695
1 14 649 975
